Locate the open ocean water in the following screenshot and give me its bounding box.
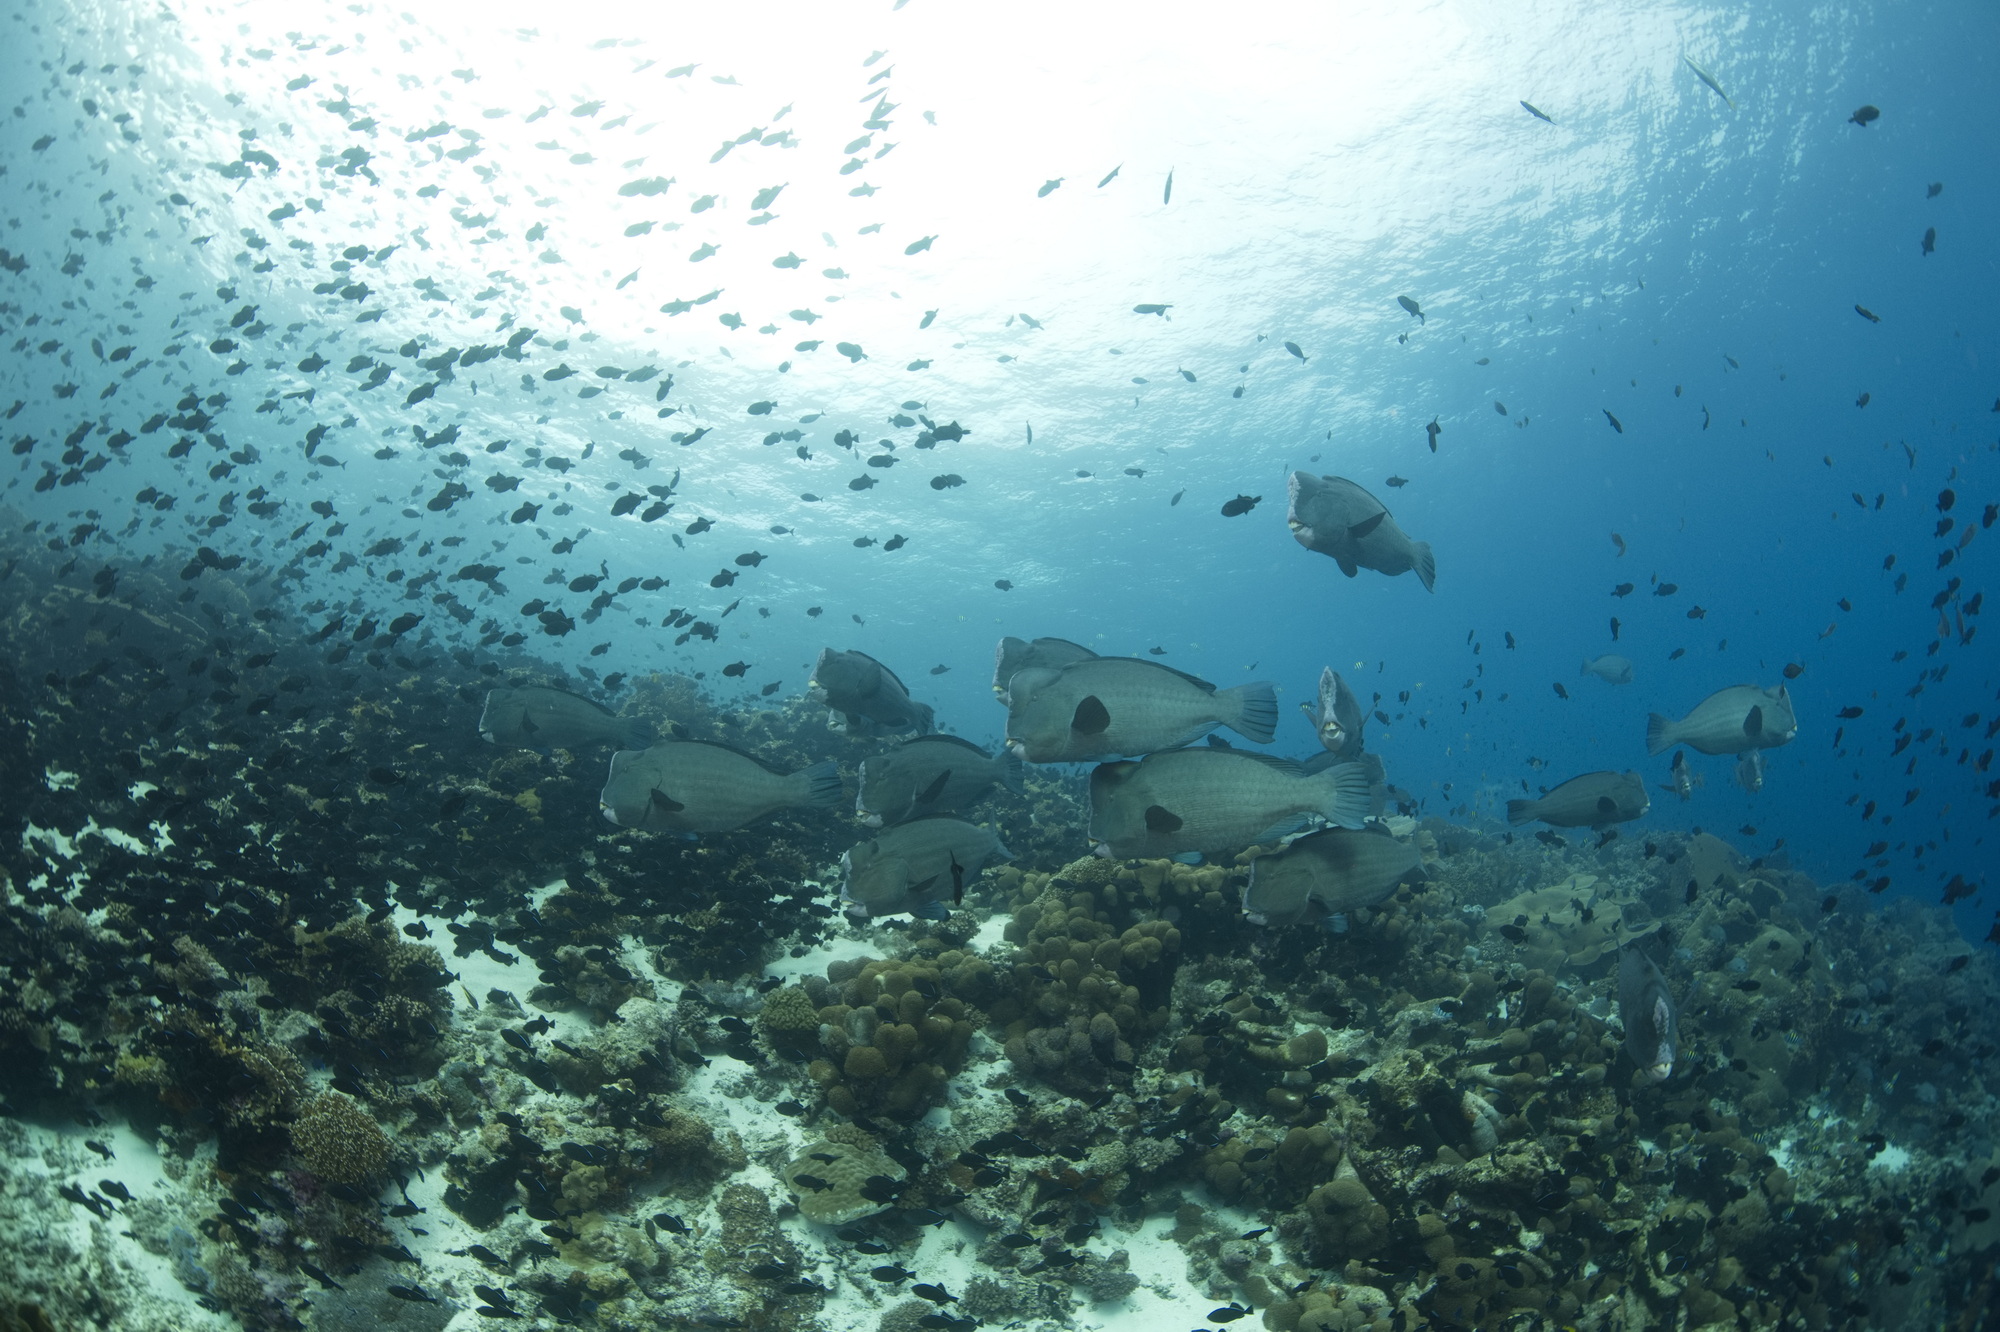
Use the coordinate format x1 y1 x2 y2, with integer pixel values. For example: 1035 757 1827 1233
2 1 1998 1329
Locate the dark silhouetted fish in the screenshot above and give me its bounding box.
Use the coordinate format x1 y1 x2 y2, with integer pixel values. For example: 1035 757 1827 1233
1287 472 1435 591
1005 656 1277 763
479 686 648 749
992 636 1097 703
811 648 935 735
601 741 841 835
1618 946 1677 1083
1242 825 1424 926
1646 683 1798 755
1089 748 1371 859
856 735 1024 826
1506 770 1649 829
842 817 1012 918
1301 666 1365 759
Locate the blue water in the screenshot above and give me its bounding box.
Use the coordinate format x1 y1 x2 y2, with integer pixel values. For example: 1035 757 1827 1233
3 0 1995 930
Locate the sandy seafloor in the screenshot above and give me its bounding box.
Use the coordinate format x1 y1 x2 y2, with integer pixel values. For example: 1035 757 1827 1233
3 885 1251 1332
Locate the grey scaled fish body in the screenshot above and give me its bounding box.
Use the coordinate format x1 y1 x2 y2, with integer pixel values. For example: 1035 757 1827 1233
1088 747 1372 859
1618 946 1678 1083
1242 826 1423 926
1006 657 1278 763
1287 472 1436 592
480 686 648 750
1301 666 1366 759
1646 683 1797 756
1580 654 1634 685
1506 770 1649 828
811 648 935 735
601 741 841 835
856 735 1025 826
842 817 1012 919
992 635 1097 703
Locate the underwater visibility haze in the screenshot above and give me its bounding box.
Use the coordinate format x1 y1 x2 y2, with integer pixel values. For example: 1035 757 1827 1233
2 0 1999 1328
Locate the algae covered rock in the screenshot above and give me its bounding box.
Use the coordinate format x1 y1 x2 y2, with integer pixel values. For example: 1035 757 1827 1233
781 1138 905 1225
1304 1157 1389 1260
1482 873 1655 973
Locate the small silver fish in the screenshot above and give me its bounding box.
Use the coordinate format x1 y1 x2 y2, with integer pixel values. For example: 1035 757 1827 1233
1734 748 1765 793
1580 654 1634 685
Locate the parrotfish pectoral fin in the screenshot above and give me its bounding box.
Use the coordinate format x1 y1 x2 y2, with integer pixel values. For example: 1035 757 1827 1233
1071 696 1111 735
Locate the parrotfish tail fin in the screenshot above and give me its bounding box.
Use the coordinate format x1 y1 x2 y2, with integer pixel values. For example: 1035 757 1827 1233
1172 851 1204 865
996 750 1026 795
1228 680 1280 744
1505 798 1536 826
1410 541 1436 592
993 839 1017 864
1313 761 1374 829
912 701 937 736
798 760 844 808
622 719 658 748
1644 713 1674 756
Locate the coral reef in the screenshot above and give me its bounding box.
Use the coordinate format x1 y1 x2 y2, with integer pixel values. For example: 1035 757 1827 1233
0 528 1995 1332
290 1092 393 1185
799 956 978 1119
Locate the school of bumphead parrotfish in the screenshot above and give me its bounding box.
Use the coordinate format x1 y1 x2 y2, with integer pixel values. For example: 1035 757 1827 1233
7 4 2000 1330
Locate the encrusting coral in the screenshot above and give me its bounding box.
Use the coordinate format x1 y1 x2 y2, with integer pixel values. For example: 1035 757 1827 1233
289 1091 391 1185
